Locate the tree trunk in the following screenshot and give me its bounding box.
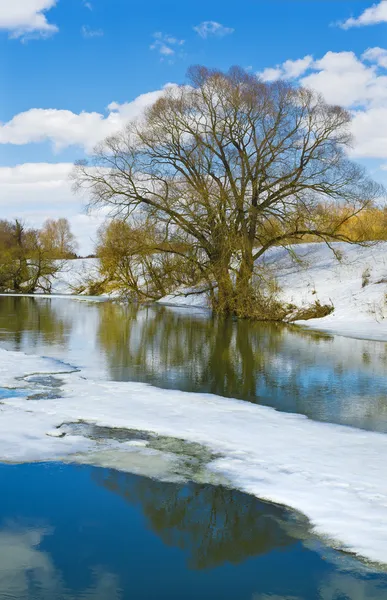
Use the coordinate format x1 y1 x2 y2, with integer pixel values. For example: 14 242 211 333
234 252 255 318
213 262 235 315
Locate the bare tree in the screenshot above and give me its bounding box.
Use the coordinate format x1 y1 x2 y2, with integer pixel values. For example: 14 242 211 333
73 66 383 318
95 218 201 300
40 218 78 259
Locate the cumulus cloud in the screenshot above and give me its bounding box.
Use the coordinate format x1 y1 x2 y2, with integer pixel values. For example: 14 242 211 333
193 21 234 38
362 46 387 68
340 0 387 29
300 51 378 107
350 107 387 158
259 55 313 82
0 163 106 254
150 32 184 58
0 86 174 152
259 67 283 82
0 0 58 39
258 48 387 160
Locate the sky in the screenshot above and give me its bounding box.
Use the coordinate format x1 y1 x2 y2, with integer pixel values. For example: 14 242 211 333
2 0 387 254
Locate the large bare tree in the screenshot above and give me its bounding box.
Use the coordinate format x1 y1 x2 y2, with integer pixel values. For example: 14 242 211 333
73 66 383 317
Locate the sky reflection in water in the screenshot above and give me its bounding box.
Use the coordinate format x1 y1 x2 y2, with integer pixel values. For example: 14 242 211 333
1 462 387 600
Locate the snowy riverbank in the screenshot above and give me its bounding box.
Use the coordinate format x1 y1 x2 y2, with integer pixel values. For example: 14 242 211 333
30 241 387 341
159 242 387 341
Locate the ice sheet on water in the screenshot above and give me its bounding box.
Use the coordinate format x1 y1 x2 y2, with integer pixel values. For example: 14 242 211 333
1 346 387 565
0 349 76 387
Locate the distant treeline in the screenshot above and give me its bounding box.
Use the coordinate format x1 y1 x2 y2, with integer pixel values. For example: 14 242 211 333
0 218 78 293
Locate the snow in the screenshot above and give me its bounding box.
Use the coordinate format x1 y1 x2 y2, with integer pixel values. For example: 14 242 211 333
49 258 100 295
1 346 387 565
159 241 387 341
0 348 75 388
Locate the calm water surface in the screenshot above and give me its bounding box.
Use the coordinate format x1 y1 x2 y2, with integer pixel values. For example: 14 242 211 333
0 296 386 432
2 462 387 600
1 297 387 599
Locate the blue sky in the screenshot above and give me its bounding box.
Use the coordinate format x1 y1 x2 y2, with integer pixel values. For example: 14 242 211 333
1 0 387 252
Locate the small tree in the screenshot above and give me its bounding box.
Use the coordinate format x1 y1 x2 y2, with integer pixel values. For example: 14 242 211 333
0 219 62 293
96 218 201 299
73 66 383 318
40 218 78 259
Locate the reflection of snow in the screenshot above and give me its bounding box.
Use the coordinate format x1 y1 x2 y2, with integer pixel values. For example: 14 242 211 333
0 526 121 599
253 570 387 600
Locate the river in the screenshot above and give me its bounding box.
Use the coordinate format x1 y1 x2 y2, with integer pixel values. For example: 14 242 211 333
0 296 386 599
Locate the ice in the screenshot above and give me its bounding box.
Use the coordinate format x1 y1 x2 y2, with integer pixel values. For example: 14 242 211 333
0 348 75 388
1 346 387 565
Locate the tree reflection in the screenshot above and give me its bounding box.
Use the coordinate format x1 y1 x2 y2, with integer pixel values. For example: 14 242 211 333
96 302 387 431
96 302 291 398
0 296 70 350
95 469 298 570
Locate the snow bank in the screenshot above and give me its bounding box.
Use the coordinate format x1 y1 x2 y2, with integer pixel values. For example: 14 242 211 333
19 242 387 340
159 242 387 341
1 346 387 565
49 258 100 295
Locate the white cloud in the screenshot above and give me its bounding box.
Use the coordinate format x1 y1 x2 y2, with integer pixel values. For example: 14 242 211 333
150 32 184 58
0 0 58 39
81 25 103 38
0 162 105 254
259 67 283 82
259 55 313 82
300 51 377 107
259 48 387 160
0 162 72 184
282 56 314 78
193 21 234 38
340 0 387 29
362 46 387 68
351 107 387 158
0 87 173 152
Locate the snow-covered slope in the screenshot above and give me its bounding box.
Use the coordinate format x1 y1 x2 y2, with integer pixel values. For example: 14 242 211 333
159 242 387 341
49 258 100 295
48 243 387 340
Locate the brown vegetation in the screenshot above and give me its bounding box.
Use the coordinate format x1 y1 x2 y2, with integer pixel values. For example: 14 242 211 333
0 218 78 293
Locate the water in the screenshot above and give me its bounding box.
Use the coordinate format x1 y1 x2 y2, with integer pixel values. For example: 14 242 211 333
0 296 387 432
1 462 387 600
1 296 387 598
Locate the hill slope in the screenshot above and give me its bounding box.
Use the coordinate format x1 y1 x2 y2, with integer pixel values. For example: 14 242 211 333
159 242 387 341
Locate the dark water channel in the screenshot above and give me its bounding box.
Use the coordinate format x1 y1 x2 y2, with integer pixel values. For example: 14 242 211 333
1 462 387 600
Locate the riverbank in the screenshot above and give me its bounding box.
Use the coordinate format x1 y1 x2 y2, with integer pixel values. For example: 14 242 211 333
159 242 387 342
29 241 387 342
